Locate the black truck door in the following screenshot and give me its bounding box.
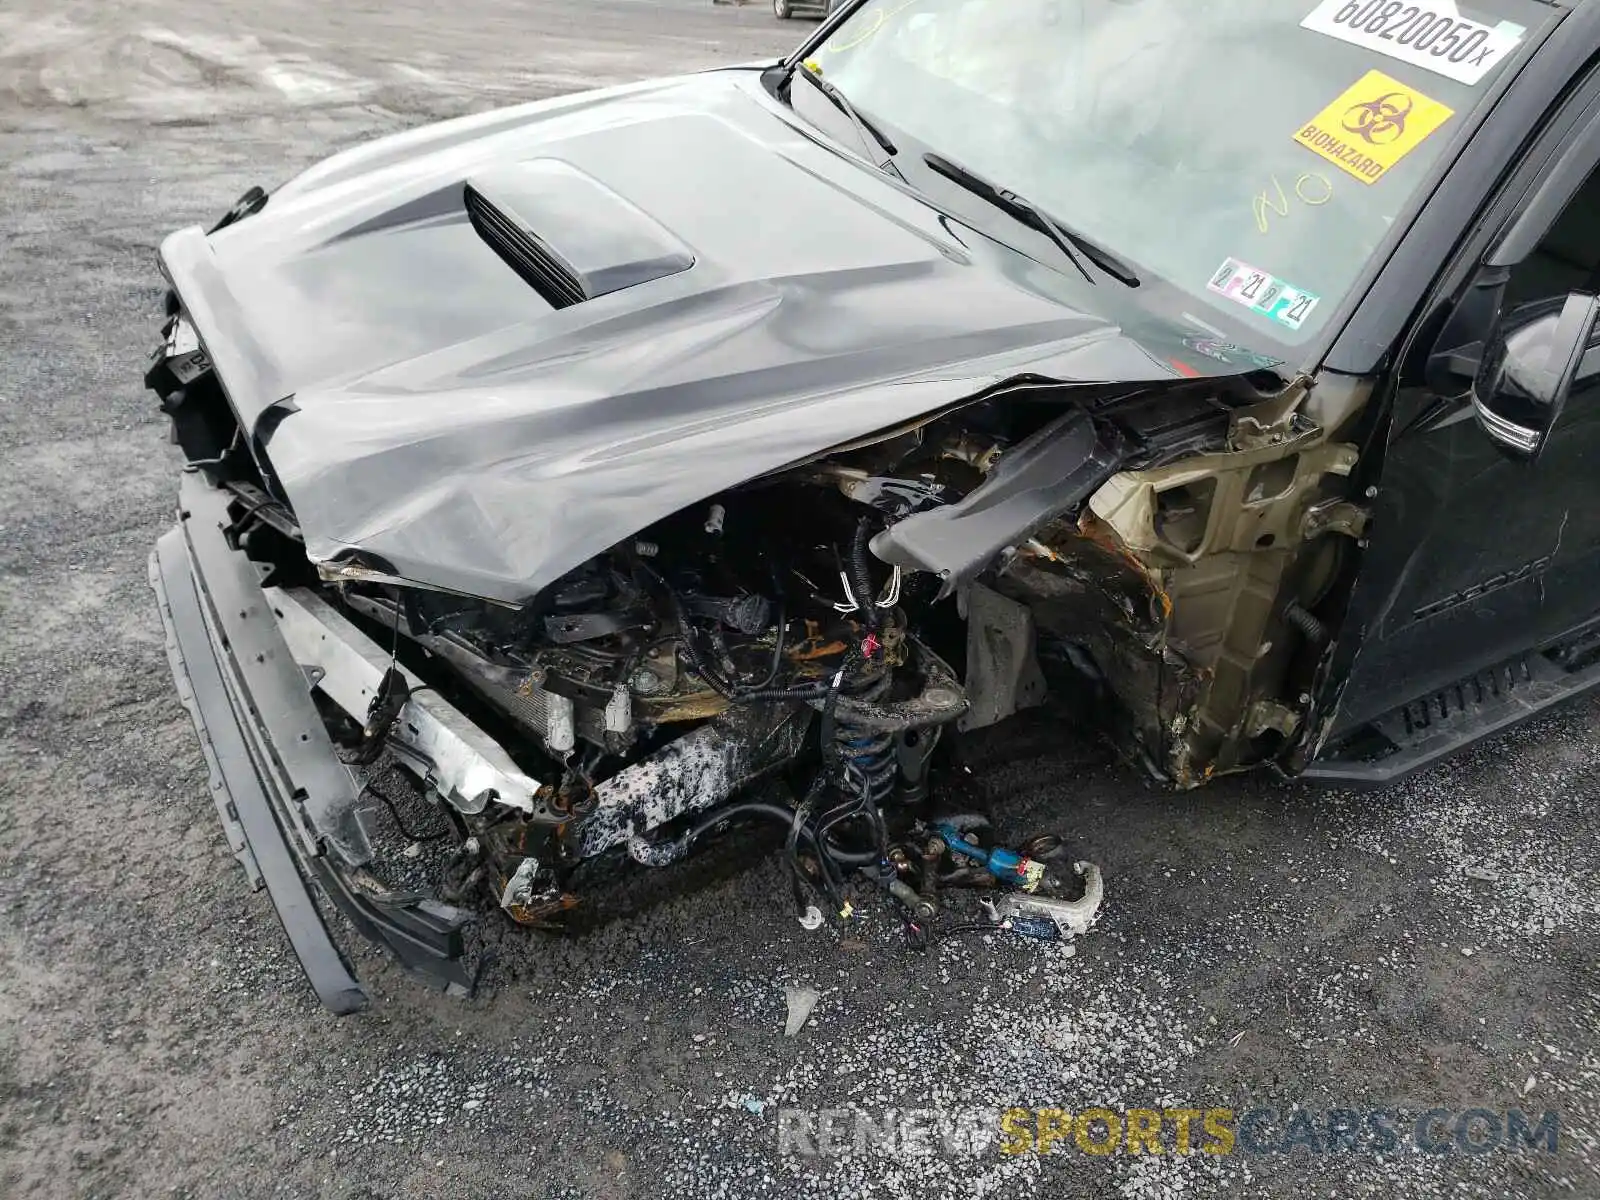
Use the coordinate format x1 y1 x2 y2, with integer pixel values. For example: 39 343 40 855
1321 119 1600 761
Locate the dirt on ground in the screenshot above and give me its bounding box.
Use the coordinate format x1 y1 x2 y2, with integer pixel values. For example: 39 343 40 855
1 2 1597 1197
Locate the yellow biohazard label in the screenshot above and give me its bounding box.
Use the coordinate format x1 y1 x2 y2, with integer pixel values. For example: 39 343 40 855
1293 69 1454 185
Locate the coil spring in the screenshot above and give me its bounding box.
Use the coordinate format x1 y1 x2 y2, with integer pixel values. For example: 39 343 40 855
832 675 896 807
1282 600 1329 646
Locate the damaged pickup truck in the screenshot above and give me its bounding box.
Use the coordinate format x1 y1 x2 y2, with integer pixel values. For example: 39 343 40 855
148 0 1600 1010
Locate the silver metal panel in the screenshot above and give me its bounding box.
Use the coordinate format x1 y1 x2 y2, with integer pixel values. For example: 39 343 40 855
266 587 543 815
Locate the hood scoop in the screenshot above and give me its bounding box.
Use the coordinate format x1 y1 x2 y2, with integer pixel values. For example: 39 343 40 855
463 159 694 309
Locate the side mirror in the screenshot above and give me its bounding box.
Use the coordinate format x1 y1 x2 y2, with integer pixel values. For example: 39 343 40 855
1472 291 1600 461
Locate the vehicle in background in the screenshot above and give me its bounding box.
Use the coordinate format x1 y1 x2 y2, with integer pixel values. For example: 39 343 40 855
773 0 845 20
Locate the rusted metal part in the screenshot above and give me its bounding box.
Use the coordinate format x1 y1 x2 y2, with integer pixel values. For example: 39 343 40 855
919 836 944 915
504 892 581 927
455 820 581 925
647 689 729 723
1010 396 1362 786
1080 406 1360 782
500 863 580 926
1000 532 1195 779
807 636 965 732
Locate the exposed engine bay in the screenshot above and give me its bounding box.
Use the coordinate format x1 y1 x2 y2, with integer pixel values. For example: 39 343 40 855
141 69 1383 1005
153 311 1369 968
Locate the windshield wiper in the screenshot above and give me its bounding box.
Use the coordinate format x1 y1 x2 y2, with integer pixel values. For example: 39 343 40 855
923 152 1140 287
791 65 906 182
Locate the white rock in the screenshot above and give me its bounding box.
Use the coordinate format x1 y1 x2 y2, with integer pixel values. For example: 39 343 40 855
784 986 820 1037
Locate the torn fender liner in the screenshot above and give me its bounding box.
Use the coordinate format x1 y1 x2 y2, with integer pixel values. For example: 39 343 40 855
149 473 473 1011
870 408 1125 596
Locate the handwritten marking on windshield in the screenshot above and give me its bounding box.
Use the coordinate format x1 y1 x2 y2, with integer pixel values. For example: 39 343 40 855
1253 173 1334 233
826 0 923 53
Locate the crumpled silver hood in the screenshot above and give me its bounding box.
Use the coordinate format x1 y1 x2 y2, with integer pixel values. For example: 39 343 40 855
160 67 1235 604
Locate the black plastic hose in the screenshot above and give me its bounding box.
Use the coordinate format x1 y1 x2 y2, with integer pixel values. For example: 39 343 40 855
850 519 880 633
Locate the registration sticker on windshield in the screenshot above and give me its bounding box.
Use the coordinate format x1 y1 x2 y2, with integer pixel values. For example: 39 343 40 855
1301 0 1524 85
1293 70 1454 185
1207 259 1321 330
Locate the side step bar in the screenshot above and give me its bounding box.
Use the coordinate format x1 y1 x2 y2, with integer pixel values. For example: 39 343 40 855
1303 648 1600 787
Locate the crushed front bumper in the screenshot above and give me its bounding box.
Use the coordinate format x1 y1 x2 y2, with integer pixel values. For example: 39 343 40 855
149 471 474 1013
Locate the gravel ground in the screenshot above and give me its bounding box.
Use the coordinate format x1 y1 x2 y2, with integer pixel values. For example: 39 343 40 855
2 2 1598 1197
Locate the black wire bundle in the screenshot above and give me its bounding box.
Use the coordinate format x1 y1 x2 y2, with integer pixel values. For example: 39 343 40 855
638 526 899 925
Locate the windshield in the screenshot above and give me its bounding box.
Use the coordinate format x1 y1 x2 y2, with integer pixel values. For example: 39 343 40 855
808 0 1554 345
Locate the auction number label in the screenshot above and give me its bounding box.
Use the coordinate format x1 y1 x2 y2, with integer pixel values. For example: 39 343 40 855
1301 0 1524 85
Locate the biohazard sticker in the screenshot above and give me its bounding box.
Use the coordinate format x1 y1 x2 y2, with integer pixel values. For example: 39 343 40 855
1294 69 1454 185
1206 259 1321 330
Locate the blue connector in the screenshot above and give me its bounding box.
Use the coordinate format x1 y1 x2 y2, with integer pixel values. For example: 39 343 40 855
934 824 1045 891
